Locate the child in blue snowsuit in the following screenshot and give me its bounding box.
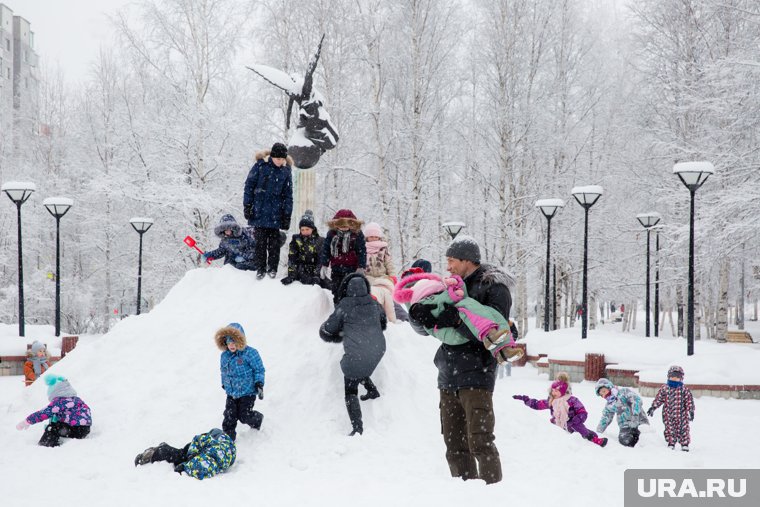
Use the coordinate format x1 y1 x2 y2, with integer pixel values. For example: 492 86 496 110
215 322 265 440
203 214 258 271
134 428 236 479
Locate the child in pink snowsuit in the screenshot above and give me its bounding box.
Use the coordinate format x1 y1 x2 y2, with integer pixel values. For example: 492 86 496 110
646 365 695 451
394 272 523 364
513 372 607 447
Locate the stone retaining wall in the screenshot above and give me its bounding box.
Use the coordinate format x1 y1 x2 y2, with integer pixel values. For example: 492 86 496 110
639 382 760 400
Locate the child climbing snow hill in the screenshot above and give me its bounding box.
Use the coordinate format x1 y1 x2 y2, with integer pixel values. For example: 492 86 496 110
646 365 695 451
394 271 523 364
202 214 258 271
513 372 607 447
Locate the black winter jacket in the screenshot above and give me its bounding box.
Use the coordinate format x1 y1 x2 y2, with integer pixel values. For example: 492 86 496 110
320 273 387 379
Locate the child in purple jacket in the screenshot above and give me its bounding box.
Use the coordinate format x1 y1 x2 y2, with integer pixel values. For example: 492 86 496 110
513 372 607 447
16 375 92 447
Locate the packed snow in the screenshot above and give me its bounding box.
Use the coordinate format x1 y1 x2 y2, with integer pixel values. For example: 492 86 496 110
1 266 759 506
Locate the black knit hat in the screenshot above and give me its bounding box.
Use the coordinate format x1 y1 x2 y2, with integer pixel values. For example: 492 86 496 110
271 142 288 159
445 236 481 264
411 259 432 273
299 209 316 230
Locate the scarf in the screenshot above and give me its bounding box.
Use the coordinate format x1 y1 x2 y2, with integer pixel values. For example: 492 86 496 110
667 379 683 388
551 393 572 430
330 230 352 258
31 355 49 376
365 240 387 256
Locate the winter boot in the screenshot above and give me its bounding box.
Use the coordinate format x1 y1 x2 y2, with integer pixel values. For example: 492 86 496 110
345 395 363 436
267 270 277 279
681 445 689 452
668 444 675 450
360 378 381 401
492 343 524 365
250 410 264 430
134 443 165 466
256 270 266 280
592 436 608 447
483 328 511 350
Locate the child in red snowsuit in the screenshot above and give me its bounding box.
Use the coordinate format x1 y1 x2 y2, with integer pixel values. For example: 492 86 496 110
646 365 695 451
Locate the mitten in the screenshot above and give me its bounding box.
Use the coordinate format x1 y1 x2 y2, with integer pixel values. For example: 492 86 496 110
409 303 438 328
509 319 519 340
234 255 244 263
244 204 253 221
435 303 462 328
320 266 332 280
689 412 694 421
201 252 211 263
512 395 529 403
280 276 294 285
173 463 185 474
646 407 655 417
16 420 30 431
280 216 291 230
255 382 264 400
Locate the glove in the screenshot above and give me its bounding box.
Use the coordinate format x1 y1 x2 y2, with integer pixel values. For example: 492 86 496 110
320 266 332 280
509 319 519 340
512 395 529 403
280 276 294 285
255 382 264 400
280 217 291 230
435 303 462 328
16 420 30 431
409 303 438 328
244 204 253 221
689 412 694 421
234 255 244 263
173 463 185 474
646 407 655 417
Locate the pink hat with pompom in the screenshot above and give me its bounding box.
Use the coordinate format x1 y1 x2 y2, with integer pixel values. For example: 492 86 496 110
394 272 445 304
364 222 383 238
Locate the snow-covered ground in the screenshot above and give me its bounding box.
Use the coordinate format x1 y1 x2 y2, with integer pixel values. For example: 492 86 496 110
1 266 758 507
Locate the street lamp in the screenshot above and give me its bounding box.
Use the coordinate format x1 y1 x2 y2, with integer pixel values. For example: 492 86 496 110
442 221 465 240
636 212 661 338
571 185 603 339
43 197 73 337
536 199 565 332
129 217 154 315
1 181 36 337
673 161 714 355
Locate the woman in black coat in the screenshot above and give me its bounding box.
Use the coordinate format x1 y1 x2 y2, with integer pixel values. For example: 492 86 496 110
320 273 387 435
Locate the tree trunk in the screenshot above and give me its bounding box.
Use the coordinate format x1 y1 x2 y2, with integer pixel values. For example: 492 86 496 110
676 285 684 337
716 258 729 342
631 300 637 330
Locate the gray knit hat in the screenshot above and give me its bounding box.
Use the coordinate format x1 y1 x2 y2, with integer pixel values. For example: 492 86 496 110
445 235 481 264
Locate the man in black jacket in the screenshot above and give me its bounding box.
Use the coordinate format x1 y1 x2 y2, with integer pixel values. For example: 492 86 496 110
408 236 513 484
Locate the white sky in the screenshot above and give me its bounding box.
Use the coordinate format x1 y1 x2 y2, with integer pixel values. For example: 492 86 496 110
7 0 131 84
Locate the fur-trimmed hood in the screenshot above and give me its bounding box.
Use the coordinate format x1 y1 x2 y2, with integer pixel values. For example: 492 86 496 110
254 149 295 167
214 323 247 351
214 214 243 238
478 263 516 291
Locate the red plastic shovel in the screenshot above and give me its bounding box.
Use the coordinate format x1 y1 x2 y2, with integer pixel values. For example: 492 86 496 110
184 236 212 264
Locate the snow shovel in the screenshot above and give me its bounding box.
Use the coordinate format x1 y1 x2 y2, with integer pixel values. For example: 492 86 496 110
184 236 212 264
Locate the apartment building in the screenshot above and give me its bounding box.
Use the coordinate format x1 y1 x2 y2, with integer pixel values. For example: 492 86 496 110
0 2 38 137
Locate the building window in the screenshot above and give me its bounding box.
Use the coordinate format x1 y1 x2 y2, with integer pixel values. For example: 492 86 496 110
5 38 9 51
6 67 10 79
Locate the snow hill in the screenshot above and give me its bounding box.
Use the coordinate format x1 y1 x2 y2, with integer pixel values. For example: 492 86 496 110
1 266 759 506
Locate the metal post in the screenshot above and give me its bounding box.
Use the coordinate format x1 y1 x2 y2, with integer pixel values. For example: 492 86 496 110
582 207 589 339
654 230 660 337
687 188 696 356
136 232 144 315
544 216 552 332
16 202 25 337
645 229 651 337
55 216 61 336
552 264 558 331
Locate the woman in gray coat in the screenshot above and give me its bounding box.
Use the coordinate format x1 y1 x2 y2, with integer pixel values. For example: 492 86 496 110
320 273 387 435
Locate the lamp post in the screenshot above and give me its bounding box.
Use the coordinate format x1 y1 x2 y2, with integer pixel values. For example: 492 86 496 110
636 212 661 338
43 197 73 337
442 221 465 240
673 161 714 356
536 199 565 332
654 226 662 337
2 181 36 337
571 185 603 339
130 217 154 315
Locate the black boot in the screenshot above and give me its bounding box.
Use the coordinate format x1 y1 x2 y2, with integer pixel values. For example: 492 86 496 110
38 422 63 447
345 395 363 436
134 444 163 466
360 378 381 401
250 410 264 430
